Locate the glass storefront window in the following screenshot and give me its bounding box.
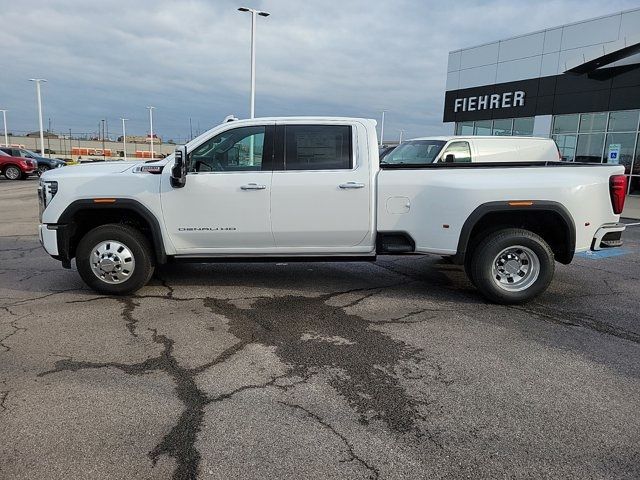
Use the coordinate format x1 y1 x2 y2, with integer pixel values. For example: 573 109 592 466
579 112 607 132
513 117 534 136
552 114 579 134
576 134 605 162
456 121 473 135
553 135 577 162
492 119 513 136
634 134 640 175
604 133 635 173
474 120 492 135
608 110 639 132
629 176 640 195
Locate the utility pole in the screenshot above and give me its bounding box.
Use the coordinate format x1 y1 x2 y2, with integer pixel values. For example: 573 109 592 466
101 119 106 160
121 118 128 160
0 110 8 147
29 78 47 156
147 106 155 158
379 110 386 147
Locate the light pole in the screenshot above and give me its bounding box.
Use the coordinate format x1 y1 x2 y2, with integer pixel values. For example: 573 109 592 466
0 110 7 147
101 119 106 160
379 110 386 147
238 7 270 119
398 129 404 144
29 79 47 156
147 106 155 158
121 118 128 160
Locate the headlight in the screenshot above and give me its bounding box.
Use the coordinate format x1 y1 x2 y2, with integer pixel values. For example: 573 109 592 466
38 180 58 220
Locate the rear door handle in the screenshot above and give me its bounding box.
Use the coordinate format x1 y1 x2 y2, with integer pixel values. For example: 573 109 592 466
241 183 266 190
339 182 365 189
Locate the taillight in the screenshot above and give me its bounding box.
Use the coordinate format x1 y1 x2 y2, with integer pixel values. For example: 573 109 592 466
609 175 627 215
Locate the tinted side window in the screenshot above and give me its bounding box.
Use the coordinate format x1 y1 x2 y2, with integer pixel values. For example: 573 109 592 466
189 126 266 173
441 141 471 163
284 125 352 170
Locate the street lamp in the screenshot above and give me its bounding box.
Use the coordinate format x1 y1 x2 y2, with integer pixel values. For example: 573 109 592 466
238 7 270 119
29 79 47 156
0 110 8 147
379 110 386 147
120 118 128 161
147 106 155 158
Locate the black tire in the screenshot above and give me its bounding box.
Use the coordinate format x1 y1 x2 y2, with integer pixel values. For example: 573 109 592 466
76 224 154 295
3 165 22 181
469 228 554 304
37 165 50 177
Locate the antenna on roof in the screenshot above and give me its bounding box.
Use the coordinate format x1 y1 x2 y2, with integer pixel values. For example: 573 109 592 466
223 114 239 123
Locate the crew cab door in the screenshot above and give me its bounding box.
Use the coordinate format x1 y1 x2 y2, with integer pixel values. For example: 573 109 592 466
270 122 373 252
161 124 275 252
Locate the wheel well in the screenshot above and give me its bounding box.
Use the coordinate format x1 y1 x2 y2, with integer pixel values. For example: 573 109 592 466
2 163 20 172
65 208 157 261
463 209 575 264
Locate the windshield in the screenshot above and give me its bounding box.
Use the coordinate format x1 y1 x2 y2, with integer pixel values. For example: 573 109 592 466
381 140 446 165
22 149 39 158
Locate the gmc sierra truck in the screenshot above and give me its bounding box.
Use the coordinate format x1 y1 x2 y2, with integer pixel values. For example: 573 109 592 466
38 117 627 304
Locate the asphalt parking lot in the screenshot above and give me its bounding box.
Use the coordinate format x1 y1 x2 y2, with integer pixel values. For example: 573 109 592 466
1 178 639 479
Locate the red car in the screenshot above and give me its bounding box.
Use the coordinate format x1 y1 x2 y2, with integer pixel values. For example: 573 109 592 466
0 149 37 180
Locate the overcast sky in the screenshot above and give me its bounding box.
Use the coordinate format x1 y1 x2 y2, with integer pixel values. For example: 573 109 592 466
1 0 638 142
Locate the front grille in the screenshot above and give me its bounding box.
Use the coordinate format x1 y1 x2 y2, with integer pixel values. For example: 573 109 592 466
37 185 45 221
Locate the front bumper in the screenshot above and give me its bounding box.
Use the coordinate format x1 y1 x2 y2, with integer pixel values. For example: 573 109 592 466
591 223 626 251
39 224 59 256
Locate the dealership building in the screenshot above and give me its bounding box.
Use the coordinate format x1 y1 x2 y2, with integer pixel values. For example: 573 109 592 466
444 8 640 195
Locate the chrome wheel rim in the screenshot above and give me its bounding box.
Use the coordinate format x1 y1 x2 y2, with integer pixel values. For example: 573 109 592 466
491 245 540 292
37 166 48 176
89 240 136 284
5 166 20 180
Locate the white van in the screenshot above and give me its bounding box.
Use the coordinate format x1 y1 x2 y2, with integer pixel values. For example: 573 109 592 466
382 136 561 165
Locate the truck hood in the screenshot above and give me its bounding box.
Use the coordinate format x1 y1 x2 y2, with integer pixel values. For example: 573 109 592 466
41 161 141 180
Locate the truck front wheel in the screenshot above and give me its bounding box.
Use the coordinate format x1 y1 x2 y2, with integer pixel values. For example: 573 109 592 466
469 228 554 304
76 224 154 295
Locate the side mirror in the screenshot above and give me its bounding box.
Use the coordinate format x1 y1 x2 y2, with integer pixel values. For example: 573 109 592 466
444 154 456 163
170 146 187 188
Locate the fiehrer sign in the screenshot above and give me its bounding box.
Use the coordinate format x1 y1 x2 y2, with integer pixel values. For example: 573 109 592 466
453 91 525 113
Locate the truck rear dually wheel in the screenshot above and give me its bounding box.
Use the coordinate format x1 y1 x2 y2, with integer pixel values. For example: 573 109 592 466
469 228 554 304
76 224 154 295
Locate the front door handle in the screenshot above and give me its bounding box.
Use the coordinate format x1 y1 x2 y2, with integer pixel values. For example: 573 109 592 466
339 182 365 189
241 183 266 190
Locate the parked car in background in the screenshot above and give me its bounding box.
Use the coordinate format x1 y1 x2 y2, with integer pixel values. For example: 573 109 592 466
0 150 36 180
382 136 561 165
0 147 66 176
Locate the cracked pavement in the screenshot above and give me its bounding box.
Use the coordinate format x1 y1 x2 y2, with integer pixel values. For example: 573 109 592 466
1 179 639 479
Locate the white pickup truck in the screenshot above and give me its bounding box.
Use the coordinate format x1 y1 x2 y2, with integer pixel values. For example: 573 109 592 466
38 117 628 304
